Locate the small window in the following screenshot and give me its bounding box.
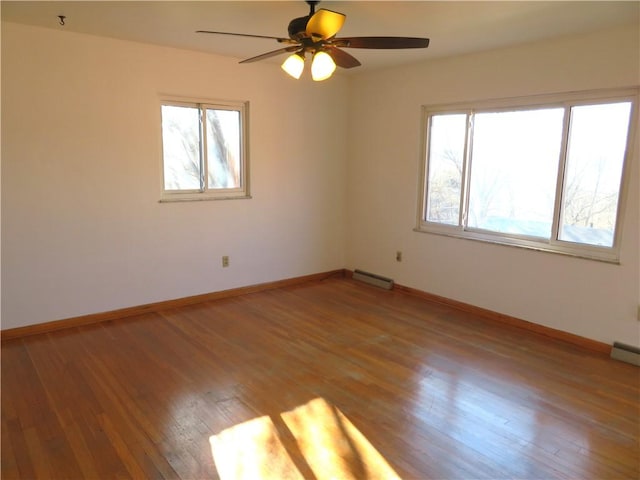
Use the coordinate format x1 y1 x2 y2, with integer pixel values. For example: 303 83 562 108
160 98 249 201
418 89 636 262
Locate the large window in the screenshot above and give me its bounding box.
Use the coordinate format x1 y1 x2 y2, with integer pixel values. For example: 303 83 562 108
417 89 637 262
160 98 249 201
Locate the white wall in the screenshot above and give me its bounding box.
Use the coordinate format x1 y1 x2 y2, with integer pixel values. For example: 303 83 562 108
1 22 348 329
346 24 640 346
3 21 639 347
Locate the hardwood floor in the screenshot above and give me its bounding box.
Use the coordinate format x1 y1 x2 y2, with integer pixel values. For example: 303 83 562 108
2 277 639 479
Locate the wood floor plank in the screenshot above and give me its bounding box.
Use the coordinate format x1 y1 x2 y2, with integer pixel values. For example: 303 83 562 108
2 277 639 479
1 418 21 479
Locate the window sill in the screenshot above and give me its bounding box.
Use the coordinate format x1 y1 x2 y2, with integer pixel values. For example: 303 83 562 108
159 193 252 203
413 226 621 264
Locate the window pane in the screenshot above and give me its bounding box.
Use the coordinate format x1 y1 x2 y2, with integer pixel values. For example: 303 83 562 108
468 108 564 237
162 105 201 190
559 102 631 247
207 109 241 189
425 114 467 225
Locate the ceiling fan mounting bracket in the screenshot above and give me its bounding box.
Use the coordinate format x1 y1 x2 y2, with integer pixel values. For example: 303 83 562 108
306 1 320 15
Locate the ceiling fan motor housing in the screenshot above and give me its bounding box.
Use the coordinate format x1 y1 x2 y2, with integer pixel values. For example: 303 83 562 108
288 16 311 40
288 0 320 39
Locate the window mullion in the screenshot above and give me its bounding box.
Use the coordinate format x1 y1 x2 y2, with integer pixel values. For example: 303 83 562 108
419 111 431 224
460 112 474 229
550 105 572 243
199 105 207 192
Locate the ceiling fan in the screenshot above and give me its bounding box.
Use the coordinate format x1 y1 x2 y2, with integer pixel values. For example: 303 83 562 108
196 0 430 81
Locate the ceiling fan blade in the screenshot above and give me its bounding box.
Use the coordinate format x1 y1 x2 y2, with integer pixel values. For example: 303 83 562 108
196 30 295 44
306 9 346 40
326 47 361 69
239 46 300 64
335 37 430 49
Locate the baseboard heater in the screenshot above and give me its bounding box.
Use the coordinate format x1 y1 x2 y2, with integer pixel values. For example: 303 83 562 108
610 342 640 366
352 269 394 290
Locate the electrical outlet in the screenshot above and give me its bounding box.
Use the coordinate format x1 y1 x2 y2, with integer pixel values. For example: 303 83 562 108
222 255 229 268
396 251 402 262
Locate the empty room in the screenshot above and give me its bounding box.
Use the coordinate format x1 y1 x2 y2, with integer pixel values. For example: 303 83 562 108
2 1 639 479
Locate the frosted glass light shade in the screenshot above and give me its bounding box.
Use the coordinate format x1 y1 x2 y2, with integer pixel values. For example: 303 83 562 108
281 54 305 79
311 51 336 81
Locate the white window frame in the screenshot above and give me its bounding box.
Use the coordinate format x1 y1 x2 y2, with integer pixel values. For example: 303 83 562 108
159 96 250 202
416 88 638 263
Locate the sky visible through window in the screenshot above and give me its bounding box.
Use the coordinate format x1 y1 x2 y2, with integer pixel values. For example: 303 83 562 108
469 108 564 238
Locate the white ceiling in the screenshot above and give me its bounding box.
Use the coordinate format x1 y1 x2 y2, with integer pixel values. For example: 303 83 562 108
2 1 639 75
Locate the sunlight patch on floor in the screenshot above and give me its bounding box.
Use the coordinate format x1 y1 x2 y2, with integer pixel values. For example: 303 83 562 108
210 413 304 479
210 397 400 480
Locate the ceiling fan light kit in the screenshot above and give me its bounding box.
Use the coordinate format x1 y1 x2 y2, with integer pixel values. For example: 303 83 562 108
281 50 336 82
197 0 429 81
281 52 305 79
310 51 336 81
